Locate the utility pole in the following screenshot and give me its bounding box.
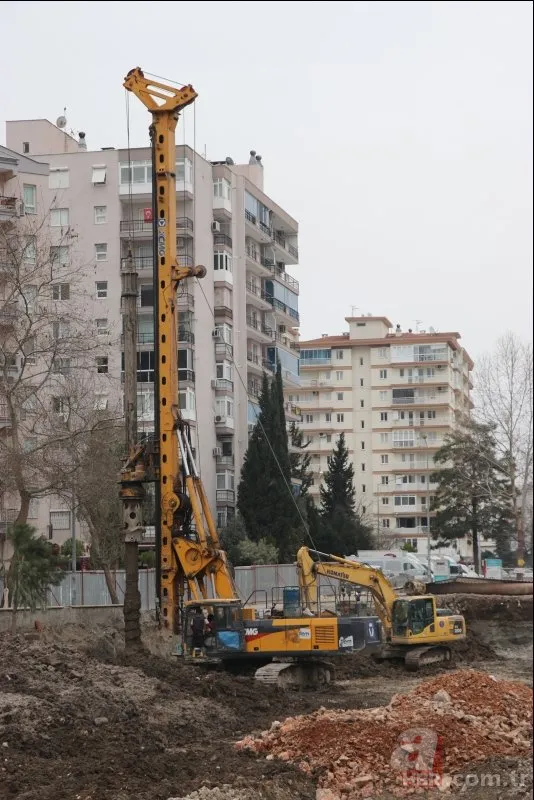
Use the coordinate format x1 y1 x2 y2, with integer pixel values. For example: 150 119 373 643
121 251 143 649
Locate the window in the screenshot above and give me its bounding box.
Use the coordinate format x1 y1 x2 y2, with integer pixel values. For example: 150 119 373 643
52 320 70 339
378 348 388 358
216 396 234 417
96 281 108 299
96 318 109 334
361 441 365 449
362 506 367 514
95 243 108 261
216 472 235 491
361 421 365 429
50 510 71 531
53 396 70 415
176 158 193 184
213 178 231 199
137 391 154 418
361 463 366 471
360 400 364 408
22 337 36 365
23 142 30 154
395 496 416 506
379 390 388 400
28 498 39 520
427 410 436 419
305 414 314 423
91 166 107 185
393 430 415 448
336 413 344 423
325 413 332 423
213 251 232 272
49 169 69 189
381 476 389 485
336 350 344 360
24 236 37 263
94 393 109 410
380 433 389 443
326 434 332 443
381 454 389 464
50 208 69 227
52 358 71 375
360 378 364 387
382 519 390 528
380 412 388 421
50 245 69 267
23 184 36 214
336 371 343 380
360 358 364 366
337 392 344 401
380 369 388 379
96 356 109 375
140 284 154 307
52 283 70 300
94 206 107 224
382 497 390 505
216 361 233 381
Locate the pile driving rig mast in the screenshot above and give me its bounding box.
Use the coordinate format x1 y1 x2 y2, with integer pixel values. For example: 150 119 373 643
120 69 238 637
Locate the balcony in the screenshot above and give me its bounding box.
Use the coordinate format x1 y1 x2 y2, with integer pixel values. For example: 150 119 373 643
0 196 19 222
244 210 272 244
214 303 233 321
261 259 299 294
267 297 299 325
213 233 232 249
248 381 262 398
0 302 18 327
216 489 236 505
214 415 235 434
177 328 195 345
0 401 10 428
178 368 195 385
391 391 451 406
272 231 299 264
246 352 263 373
391 415 452 427
216 454 234 468
300 357 332 368
246 281 271 309
119 217 193 237
214 378 234 393
176 292 195 311
215 342 233 361
121 255 153 272
120 331 155 345
246 314 273 341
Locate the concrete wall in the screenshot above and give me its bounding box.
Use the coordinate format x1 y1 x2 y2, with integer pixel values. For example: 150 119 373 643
0 604 142 634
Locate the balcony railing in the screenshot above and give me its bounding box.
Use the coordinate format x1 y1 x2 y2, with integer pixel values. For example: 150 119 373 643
300 357 332 367
0 302 18 325
213 233 232 249
119 217 194 233
248 383 261 397
261 259 300 292
263 359 275 372
176 292 194 308
0 196 19 218
121 331 155 345
259 221 272 237
246 315 273 337
245 209 257 225
121 256 153 271
391 392 450 405
178 328 195 344
215 342 233 359
216 489 236 504
215 378 234 392
216 454 234 467
246 244 260 262
247 352 260 365
267 297 299 323
178 369 195 383
273 232 299 260
246 282 270 301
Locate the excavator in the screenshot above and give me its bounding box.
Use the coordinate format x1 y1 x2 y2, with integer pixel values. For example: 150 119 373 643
297 547 467 670
118 68 382 689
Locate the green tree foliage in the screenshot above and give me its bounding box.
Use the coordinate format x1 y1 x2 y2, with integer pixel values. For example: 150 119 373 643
219 516 279 566
2 524 64 632
60 538 84 562
401 542 417 553
317 433 374 555
237 364 302 561
289 421 313 497
431 418 515 571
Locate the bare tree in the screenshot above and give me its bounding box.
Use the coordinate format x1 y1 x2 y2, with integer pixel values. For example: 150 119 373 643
1 199 118 570
475 333 533 560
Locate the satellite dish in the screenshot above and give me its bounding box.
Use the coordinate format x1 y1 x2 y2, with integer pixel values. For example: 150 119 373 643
56 116 67 129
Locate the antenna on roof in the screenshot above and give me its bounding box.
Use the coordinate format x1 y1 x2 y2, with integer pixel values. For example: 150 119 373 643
415 319 423 332
350 306 360 316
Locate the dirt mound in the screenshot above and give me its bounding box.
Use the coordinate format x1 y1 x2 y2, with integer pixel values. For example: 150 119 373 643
236 670 533 799
438 594 533 622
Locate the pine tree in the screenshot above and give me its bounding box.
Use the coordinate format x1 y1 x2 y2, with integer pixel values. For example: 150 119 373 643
237 365 302 561
431 418 515 570
318 433 373 555
289 421 313 497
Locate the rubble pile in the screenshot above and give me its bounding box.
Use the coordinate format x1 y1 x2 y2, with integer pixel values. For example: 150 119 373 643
236 670 533 799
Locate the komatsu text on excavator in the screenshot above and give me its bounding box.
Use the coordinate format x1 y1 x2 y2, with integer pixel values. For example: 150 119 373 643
118 68 381 689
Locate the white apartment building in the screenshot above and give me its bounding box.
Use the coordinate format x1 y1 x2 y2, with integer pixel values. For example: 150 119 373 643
1 118 301 546
288 316 475 557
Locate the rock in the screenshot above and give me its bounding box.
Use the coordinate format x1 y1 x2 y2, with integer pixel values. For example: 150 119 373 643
93 717 109 727
432 689 451 704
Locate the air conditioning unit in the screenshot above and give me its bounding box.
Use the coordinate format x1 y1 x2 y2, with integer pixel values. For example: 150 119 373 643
213 447 222 457
215 415 225 424
212 329 221 339
437 364 443 370
211 221 221 233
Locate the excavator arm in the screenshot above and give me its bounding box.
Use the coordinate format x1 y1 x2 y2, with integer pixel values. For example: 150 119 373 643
120 68 239 633
297 546 399 638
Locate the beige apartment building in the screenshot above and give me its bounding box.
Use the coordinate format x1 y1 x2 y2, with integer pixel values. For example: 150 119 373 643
1 118 301 546
289 316 475 557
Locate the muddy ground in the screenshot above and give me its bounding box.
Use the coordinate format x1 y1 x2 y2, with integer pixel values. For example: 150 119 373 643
0 599 531 800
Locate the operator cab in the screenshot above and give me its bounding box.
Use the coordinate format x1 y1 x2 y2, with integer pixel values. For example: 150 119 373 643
391 596 465 640
183 599 246 658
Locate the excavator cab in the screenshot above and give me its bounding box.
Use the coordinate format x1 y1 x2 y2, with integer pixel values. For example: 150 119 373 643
391 596 466 643
183 599 246 659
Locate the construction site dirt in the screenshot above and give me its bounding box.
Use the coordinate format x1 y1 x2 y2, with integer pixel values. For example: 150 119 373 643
0 596 531 800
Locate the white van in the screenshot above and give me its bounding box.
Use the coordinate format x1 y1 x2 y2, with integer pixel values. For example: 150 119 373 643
346 550 430 587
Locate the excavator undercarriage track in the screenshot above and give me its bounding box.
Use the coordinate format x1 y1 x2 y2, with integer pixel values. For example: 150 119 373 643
375 644 452 671
254 660 336 690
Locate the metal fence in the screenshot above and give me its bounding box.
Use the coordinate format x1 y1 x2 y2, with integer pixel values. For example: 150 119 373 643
0 569 156 610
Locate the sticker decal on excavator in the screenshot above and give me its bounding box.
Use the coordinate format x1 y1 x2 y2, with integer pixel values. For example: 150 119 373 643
245 627 259 638
157 218 166 258
299 628 311 639
339 635 354 649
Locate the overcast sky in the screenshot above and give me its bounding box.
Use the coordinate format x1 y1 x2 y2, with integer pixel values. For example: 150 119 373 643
2 1 532 361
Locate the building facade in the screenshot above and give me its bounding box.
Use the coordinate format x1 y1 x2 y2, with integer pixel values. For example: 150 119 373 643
1 119 301 545
289 316 475 557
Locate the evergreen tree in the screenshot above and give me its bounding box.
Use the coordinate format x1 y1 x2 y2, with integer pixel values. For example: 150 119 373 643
431 418 514 571
289 421 313 497
318 433 373 555
237 365 302 561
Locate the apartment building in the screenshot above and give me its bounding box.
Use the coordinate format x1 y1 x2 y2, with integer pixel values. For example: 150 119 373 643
288 316 475 557
1 119 301 544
